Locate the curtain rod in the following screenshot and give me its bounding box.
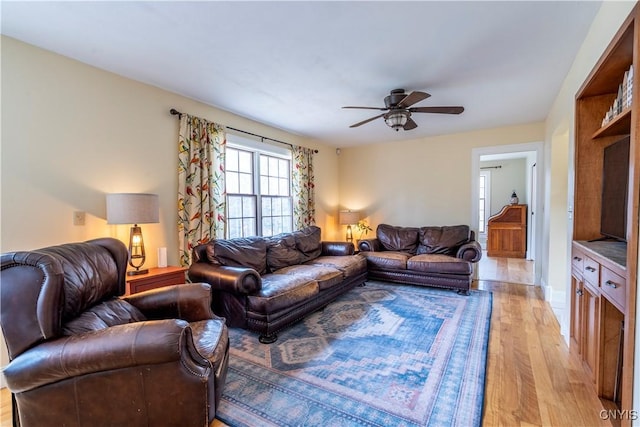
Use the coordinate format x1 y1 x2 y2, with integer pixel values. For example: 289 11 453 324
170 108 318 153
480 166 502 170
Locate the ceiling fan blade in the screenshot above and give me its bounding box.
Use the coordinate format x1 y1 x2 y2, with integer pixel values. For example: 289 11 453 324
349 113 386 128
410 106 464 114
397 91 430 108
342 106 388 111
403 117 418 130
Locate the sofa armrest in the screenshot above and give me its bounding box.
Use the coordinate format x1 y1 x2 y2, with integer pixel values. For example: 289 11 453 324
321 241 355 256
188 263 262 294
123 283 218 322
457 241 483 262
4 319 205 393
358 238 381 252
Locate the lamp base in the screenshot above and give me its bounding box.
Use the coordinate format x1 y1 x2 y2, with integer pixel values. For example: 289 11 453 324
127 268 149 276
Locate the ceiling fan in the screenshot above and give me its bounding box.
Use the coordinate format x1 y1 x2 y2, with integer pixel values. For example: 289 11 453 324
343 89 464 131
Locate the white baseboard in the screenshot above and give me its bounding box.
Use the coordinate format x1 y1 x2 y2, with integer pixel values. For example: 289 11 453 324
543 282 570 344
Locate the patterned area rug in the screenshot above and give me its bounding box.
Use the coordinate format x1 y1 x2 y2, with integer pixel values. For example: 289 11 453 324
216 281 492 427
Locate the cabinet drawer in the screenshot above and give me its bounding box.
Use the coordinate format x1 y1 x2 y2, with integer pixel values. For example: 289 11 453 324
571 249 584 276
601 267 626 311
571 250 584 270
582 256 600 287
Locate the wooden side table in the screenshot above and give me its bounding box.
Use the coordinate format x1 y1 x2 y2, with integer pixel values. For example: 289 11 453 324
126 266 187 295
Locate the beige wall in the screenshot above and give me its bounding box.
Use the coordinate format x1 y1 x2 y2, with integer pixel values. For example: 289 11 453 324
0 36 339 378
334 123 544 236
1 36 338 257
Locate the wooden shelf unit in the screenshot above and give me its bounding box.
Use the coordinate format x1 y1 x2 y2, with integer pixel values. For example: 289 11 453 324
572 5 639 423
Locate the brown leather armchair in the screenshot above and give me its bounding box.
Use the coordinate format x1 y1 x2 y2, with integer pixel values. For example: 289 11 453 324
1 238 229 427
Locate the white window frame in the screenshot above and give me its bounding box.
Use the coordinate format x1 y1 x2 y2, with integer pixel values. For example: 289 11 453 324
479 170 491 234
226 133 293 238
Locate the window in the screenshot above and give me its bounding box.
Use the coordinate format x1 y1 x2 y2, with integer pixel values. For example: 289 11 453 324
226 136 293 238
479 170 491 234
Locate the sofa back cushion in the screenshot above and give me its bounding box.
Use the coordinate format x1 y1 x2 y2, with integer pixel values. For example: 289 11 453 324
377 224 420 254
417 225 471 255
266 226 322 271
293 226 322 262
206 237 268 274
267 234 302 271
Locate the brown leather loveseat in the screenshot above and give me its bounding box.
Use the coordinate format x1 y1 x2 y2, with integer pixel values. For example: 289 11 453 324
358 224 482 294
1 238 229 427
188 226 367 343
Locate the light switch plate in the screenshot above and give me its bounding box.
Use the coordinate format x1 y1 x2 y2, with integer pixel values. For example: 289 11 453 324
73 211 86 226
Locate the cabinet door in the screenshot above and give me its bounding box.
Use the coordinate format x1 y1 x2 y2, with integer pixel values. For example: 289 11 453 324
570 275 583 353
581 284 600 386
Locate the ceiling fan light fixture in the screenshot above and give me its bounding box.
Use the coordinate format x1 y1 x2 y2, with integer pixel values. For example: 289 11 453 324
384 111 409 131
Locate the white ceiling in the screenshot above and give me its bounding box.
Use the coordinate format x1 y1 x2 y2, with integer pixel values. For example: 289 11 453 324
1 1 602 147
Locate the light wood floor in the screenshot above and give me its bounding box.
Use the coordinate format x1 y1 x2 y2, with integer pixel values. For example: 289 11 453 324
1 259 610 427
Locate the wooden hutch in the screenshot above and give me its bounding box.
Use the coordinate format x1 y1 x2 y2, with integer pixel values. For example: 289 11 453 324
571 4 638 424
486 204 527 258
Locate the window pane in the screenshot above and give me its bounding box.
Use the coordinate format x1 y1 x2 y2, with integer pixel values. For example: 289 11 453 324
282 197 292 215
269 157 278 175
227 149 239 171
262 217 273 237
268 177 278 195
238 151 252 173
227 172 239 194
260 176 268 193
279 178 288 196
260 155 268 173
228 196 242 218
243 218 256 237
243 196 256 217
278 159 288 177
272 197 282 214
239 173 252 194
262 197 272 216
228 218 242 238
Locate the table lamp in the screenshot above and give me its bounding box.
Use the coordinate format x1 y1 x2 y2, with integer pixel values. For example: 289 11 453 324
106 193 160 275
339 210 360 242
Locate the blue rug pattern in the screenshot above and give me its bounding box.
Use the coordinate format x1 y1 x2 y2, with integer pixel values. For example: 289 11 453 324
217 281 492 427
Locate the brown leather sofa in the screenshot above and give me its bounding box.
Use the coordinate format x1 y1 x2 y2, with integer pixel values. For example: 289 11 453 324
1 238 229 427
358 224 482 294
188 226 367 343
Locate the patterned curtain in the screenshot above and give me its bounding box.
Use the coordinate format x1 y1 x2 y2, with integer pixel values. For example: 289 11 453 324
291 145 315 229
177 114 226 266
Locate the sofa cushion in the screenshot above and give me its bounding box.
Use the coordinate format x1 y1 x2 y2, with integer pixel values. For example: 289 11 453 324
377 224 420 254
273 264 343 291
360 251 411 270
407 254 472 275
266 234 302 271
206 237 268 275
293 226 322 262
306 255 367 278
417 225 471 256
247 274 319 314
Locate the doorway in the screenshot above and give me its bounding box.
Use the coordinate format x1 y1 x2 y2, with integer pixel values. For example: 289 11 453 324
471 142 543 285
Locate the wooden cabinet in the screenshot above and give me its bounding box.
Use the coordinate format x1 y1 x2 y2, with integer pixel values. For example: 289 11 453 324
572 5 639 420
486 204 527 258
126 266 187 295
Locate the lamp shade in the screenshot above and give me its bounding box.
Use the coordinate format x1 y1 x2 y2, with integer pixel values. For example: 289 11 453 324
106 193 159 224
339 210 360 225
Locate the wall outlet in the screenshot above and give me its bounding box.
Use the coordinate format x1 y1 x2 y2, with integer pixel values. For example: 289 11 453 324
73 211 86 226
